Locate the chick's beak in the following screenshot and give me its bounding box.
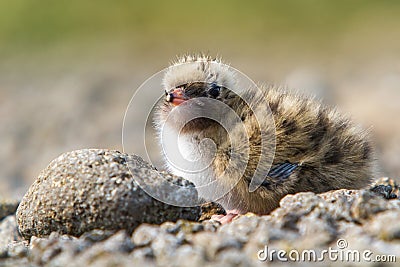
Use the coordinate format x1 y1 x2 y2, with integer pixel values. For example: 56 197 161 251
166 88 188 106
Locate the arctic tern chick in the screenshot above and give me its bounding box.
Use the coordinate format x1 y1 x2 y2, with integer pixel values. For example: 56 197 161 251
154 55 375 223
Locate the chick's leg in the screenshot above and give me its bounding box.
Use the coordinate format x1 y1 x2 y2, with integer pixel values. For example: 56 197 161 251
211 209 240 224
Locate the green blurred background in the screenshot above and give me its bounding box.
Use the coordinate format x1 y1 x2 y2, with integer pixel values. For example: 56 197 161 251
1 1 400 199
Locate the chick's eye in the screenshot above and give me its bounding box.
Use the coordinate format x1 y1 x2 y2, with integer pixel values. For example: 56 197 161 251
208 84 221 97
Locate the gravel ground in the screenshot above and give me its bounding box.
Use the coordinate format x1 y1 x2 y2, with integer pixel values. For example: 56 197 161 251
1 151 399 267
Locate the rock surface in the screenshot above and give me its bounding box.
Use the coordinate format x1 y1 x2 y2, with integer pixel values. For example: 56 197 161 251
4 149 400 266
0 179 397 266
16 149 200 240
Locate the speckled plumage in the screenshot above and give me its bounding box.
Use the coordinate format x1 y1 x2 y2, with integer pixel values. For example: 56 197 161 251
154 55 376 215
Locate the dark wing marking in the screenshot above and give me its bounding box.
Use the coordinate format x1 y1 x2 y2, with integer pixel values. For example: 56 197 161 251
268 162 298 179
261 162 298 188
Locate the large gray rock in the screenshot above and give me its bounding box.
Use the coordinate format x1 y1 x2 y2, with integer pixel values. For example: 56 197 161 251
16 149 200 240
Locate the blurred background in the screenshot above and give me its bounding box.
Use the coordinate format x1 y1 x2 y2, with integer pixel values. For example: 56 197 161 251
1 0 400 199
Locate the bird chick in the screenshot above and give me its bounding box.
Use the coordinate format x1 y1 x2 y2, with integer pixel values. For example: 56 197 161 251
154 55 375 223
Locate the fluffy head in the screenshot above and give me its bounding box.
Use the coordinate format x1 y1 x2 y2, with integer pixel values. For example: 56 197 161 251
156 54 241 132
163 54 236 91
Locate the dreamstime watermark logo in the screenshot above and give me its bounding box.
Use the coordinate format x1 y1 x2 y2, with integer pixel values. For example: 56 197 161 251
122 60 275 207
257 239 397 263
